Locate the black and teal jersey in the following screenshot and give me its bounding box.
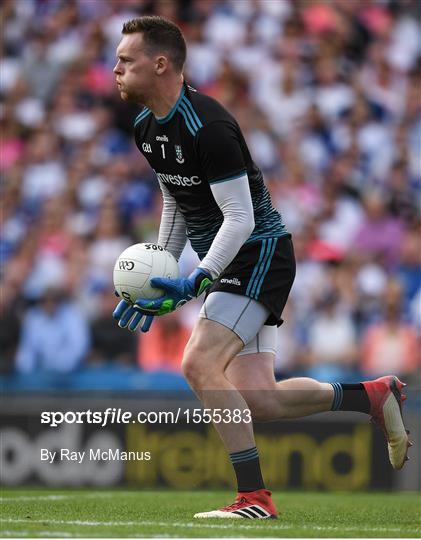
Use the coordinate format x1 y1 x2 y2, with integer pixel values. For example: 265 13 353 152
134 82 288 258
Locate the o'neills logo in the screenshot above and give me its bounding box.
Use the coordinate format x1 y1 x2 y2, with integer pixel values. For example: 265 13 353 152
156 135 168 142
220 277 241 286
156 172 201 187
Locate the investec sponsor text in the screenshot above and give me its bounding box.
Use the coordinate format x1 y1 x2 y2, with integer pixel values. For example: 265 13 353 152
155 171 201 186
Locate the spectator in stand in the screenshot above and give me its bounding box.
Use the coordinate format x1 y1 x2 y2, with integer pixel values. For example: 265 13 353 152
317 180 364 252
90 289 136 365
0 286 21 374
304 291 358 382
388 159 418 225
361 279 419 377
137 311 191 373
22 195 73 300
397 227 421 312
21 128 67 208
87 199 131 291
353 189 405 268
15 287 90 374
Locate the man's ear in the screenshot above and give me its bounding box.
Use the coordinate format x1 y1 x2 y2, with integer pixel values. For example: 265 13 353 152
155 55 169 75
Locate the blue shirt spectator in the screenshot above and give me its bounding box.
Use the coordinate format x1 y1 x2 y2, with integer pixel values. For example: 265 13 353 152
15 289 90 374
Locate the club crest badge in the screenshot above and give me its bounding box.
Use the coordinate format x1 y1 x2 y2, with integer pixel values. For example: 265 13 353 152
175 145 185 164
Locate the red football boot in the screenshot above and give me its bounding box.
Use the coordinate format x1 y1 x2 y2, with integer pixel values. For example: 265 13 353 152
194 489 278 519
362 375 413 470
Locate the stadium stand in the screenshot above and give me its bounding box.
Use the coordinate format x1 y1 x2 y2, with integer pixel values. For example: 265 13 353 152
1 0 419 390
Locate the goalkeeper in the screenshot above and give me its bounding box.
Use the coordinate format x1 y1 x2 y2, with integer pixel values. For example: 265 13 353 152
112 16 411 519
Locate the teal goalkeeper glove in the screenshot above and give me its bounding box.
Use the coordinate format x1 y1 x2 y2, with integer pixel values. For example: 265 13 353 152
112 268 213 331
133 267 213 315
112 294 154 332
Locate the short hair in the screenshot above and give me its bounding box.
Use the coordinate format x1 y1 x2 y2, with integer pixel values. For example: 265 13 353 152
122 16 186 73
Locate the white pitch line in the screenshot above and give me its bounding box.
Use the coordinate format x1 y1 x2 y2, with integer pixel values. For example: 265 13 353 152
1 531 74 538
0 493 114 502
1 517 419 534
0 528 185 540
0 495 69 502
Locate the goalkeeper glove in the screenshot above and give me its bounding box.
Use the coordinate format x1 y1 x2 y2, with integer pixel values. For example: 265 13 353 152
132 267 213 316
112 268 213 331
112 293 154 333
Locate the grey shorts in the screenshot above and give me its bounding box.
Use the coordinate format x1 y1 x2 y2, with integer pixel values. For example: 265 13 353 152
199 291 277 356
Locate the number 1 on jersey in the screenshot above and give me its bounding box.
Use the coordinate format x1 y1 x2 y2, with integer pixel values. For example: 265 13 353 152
161 143 166 159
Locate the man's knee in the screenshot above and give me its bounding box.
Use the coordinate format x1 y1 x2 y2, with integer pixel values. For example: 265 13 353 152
181 349 202 386
181 342 214 388
181 322 243 388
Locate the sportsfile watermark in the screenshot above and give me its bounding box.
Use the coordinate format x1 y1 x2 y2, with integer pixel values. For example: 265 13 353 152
41 407 252 428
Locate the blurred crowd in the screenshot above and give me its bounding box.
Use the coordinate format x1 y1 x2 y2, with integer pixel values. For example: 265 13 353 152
1 0 420 385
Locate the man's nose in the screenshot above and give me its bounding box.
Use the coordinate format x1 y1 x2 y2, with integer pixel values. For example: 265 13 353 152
113 61 122 74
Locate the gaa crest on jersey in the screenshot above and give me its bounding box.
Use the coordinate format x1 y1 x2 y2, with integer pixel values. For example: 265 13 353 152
175 145 185 164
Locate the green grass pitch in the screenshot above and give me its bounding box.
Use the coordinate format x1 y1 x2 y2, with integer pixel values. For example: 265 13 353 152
1 489 420 538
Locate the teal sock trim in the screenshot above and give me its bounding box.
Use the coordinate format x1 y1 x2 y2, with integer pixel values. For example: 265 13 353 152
230 447 259 464
330 382 344 411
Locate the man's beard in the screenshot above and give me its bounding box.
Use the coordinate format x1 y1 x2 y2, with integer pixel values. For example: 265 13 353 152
120 87 145 105
120 89 133 101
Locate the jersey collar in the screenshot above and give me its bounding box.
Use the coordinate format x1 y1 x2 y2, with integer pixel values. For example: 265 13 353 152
155 84 186 124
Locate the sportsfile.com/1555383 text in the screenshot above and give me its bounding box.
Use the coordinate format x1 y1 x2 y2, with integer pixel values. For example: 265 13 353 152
40 408 252 428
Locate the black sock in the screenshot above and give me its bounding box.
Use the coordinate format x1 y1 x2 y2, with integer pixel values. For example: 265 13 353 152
330 383 370 414
229 447 265 493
